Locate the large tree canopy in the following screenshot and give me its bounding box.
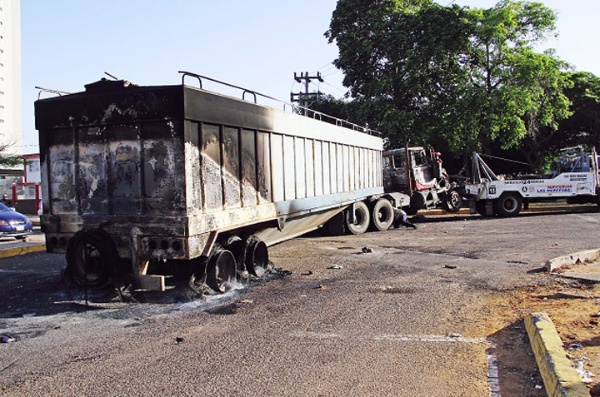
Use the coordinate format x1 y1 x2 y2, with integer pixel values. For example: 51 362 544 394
326 0 573 155
558 72 600 149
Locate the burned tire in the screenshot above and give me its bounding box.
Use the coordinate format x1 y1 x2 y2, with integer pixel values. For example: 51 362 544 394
371 199 394 231
443 188 462 213
206 248 236 293
65 230 118 288
345 201 370 235
494 193 522 217
244 236 269 277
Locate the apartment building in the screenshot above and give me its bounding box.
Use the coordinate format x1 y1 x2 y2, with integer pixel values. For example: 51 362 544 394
0 0 22 156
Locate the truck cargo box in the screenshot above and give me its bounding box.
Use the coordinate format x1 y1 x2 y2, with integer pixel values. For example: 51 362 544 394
35 76 384 289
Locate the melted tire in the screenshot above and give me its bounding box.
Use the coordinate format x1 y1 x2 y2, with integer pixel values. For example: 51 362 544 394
65 230 117 288
244 236 269 277
206 248 236 293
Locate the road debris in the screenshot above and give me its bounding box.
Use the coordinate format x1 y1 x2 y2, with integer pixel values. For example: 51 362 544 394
361 247 373 253
574 357 595 383
1 335 15 343
444 264 457 269
327 265 344 270
564 342 583 350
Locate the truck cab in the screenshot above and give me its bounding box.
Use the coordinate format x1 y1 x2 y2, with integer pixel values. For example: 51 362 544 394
383 146 461 214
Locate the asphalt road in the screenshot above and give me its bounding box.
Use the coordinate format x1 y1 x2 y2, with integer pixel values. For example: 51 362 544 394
1 208 599 396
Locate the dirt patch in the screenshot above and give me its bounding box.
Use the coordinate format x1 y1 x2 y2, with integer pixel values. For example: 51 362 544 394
466 275 600 392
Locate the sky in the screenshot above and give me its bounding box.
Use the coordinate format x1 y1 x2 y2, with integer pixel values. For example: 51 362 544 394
19 0 600 154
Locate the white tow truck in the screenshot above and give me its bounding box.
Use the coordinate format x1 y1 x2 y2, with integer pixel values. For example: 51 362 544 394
463 146 600 216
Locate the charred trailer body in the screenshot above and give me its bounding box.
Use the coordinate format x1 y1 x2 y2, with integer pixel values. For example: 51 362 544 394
35 77 384 291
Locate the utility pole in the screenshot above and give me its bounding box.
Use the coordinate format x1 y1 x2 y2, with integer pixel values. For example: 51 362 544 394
290 72 324 113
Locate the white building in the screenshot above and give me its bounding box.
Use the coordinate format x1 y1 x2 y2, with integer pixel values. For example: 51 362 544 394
0 0 22 156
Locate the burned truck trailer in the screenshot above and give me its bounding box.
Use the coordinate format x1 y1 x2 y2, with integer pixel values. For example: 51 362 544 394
34 74 385 291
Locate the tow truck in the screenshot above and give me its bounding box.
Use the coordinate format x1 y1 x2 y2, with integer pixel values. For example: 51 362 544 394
462 146 600 217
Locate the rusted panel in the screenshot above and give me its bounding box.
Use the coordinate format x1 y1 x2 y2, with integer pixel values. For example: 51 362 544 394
110 125 142 216
142 135 185 214
222 127 241 209
47 142 76 214
241 129 258 207
78 130 109 214
270 134 284 202
184 121 202 213
200 124 223 212
256 131 271 204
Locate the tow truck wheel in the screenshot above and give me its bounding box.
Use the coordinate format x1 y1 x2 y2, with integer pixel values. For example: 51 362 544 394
206 248 236 293
345 201 370 235
495 193 522 217
371 199 394 231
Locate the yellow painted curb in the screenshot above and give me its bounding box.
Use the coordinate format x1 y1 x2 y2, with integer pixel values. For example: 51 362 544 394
0 244 46 258
524 312 589 397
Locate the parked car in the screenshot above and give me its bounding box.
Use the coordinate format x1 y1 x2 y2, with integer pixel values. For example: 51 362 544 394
0 203 33 239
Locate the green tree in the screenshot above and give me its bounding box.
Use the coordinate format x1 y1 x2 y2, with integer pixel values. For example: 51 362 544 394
0 144 22 167
326 0 572 155
557 72 600 149
501 71 600 172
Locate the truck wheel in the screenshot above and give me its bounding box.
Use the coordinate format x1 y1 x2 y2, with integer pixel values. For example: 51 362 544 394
345 201 370 235
206 248 236 293
371 199 394 231
65 230 116 288
244 236 269 277
494 193 522 217
443 189 462 213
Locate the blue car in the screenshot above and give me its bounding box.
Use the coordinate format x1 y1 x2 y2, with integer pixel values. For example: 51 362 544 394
0 203 33 239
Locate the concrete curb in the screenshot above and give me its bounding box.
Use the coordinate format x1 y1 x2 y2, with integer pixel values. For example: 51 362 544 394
0 244 46 258
546 249 600 272
524 312 589 397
